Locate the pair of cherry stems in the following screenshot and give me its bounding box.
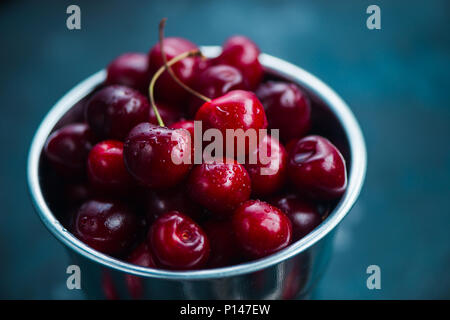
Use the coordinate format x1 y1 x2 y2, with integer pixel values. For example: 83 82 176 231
149 18 211 127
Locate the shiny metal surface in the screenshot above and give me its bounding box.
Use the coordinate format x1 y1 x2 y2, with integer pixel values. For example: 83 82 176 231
27 46 366 299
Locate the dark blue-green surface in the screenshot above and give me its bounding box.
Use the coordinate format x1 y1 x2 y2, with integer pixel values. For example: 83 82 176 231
0 0 449 299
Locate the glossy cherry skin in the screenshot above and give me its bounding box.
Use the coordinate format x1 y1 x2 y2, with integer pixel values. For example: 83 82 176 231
213 36 263 90
203 220 239 268
187 159 251 217
85 85 150 140
149 211 210 270
87 140 133 194
149 102 184 126
123 122 192 188
256 81 311 142
148 37 201 104
169 120 195 139
245 134 288 196
73 199 139 255
44 123 95 177
232 200 292 259
106 53 150 93
189 64 248 116
287 135 347 200
270 194 322 240
196 90 267 132
169 120 198 157
146 185 203 223
195 90 267 157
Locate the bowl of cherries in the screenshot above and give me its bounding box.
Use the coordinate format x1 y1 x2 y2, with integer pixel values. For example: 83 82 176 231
28 20 366 299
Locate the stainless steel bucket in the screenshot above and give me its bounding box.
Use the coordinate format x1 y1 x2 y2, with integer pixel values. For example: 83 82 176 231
27 46 367 299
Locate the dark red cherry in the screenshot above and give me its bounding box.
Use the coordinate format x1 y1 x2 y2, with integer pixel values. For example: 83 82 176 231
127 242 156 268
213 36 263 90
73 199 139 255
85 85 150 140
106 53 150 93
125 242 156 299
146 185 203 223
245 134 287 196
288 135 347 200
64 181 93 206
149 102 184 126
195 90 267 157
87 140 133 194
232 200 292 259
256 81 311 142
187 159 251 217
44 123 95 177
148 37 201 104
169 120 195 139
203 220 239 268
169 120 198 158
123 122 192 188
189 64 249 116
270 194 322 240
149 211 210 270
285 139 298 155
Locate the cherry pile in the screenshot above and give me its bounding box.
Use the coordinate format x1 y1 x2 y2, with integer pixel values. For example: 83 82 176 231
43 21 347 272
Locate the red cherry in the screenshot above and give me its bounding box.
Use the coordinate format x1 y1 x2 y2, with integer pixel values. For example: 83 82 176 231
287 135 347 200
87 140 133 194
85 85 150 140
149 102 184 127
123 122 192 188
245 134 288 196
149 211 210 270
148 37 201 104
44 123 95 177
106 53 150 93
189 64 249 116
127 242 156 268
187 159 251 217
73 199 139 255
270 194 322 240
196 90 267 132
146 185 203 223
125 242 156 299
169 120 195 139
213 35 263 90
64 181 93 206
256 81 311 142
169 120 198 157
203 220 239 268
285 139 298 155
232 200 292 259
195 90 267 157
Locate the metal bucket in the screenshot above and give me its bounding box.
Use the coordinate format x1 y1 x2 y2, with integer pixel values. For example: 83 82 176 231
27 46 367 299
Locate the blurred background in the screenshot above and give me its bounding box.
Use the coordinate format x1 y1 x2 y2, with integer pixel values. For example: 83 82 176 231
0 0 449 299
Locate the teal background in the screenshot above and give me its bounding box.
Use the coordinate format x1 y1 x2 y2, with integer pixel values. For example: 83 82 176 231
0 0 449 299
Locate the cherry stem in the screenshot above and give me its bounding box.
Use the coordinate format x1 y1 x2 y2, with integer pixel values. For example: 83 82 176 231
159 18 211 103
148 49 203 127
